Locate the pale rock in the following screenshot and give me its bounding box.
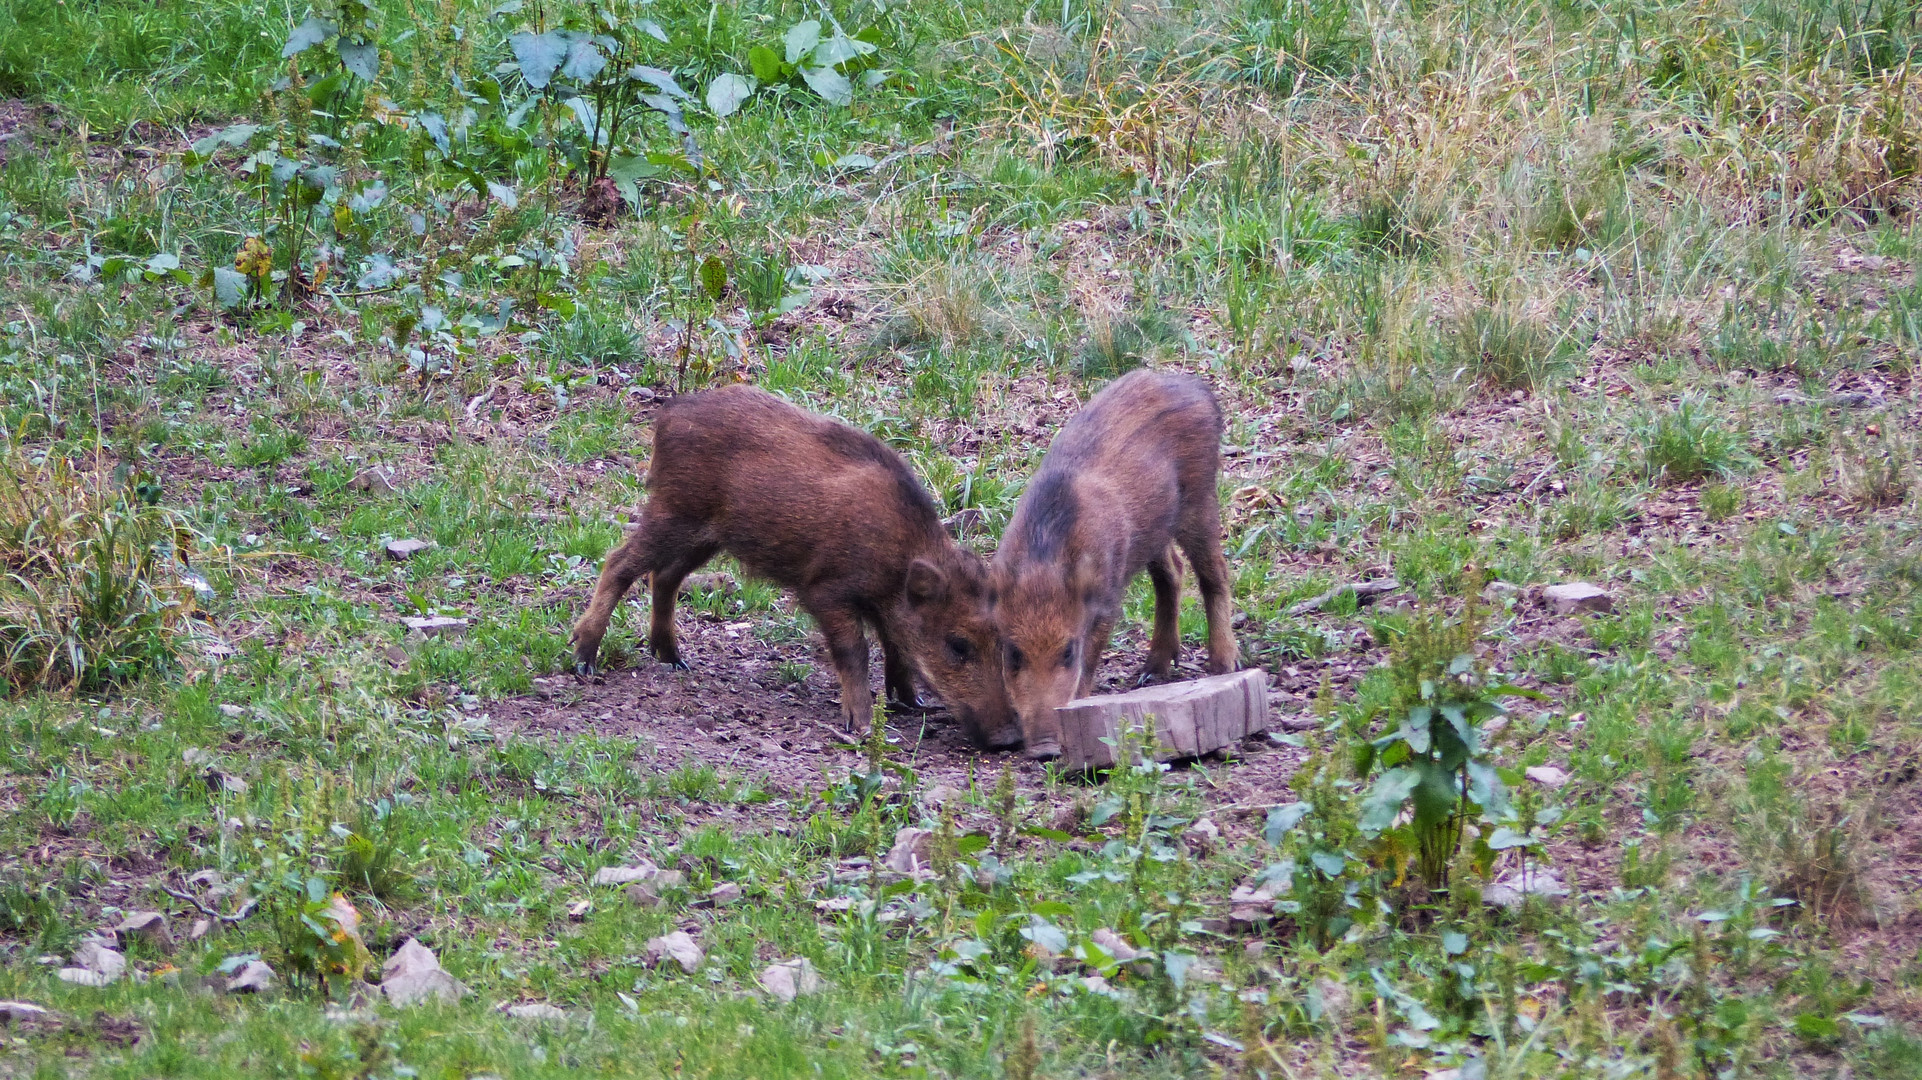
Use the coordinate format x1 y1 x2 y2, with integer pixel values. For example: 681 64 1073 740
1181 818 1220 856
1312 976 1352 1020
383 538 433 561
1480 580 1521 603
226 959 278 994
567 900 592 921
1079 974 1114 994
644 931 703 974
503 1002 569 1021
758 957 825 1002
0 1000 53 1022
1524 765 1570 789
882 828 934 874
216 704 246 719
380 939 468 1006
188 918 212 942
1482 864 1570 910
592 862 659 887
57 968 115 987
111 911 173 951
70 939 125 982
1089 928 1142 963
349 468 398 495
402 616 468 639
706 882 743 906
182 747 215 766
678 572 737 595
921 784 961 808
1544 582 1612 615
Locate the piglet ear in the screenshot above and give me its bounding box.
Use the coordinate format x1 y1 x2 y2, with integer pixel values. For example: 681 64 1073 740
906 559 947 604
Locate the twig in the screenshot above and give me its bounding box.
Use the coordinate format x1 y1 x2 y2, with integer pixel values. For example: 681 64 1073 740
161 886 259 924
1518 462 1557 499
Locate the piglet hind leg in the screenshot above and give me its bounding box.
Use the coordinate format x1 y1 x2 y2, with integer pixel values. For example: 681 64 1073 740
571 527 654 674
878 631 929 712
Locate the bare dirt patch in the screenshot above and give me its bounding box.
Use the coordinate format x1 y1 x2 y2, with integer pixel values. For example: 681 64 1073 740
489 610 1311 841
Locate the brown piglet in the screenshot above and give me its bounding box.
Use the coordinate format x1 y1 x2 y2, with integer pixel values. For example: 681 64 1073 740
570 385 1020 748
991 368 1239 759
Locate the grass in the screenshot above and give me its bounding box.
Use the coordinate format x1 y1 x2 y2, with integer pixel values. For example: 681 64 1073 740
0 0 1921 1074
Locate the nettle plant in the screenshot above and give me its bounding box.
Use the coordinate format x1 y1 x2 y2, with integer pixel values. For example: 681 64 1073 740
1351 599 1543 891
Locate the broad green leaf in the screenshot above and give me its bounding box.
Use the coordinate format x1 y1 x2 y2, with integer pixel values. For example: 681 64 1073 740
1399 711 1431 754
1411 761 1459 828
1485 683 1549 700
635 17 668 42
1162 951 1196 990
1020 917 1068 954
1309 851 1346 877
416 112 450 154
607 153 662 183
1020 826 1073 843
831 152 876 170
1465 760 1509 817
784 20 822 64
1088 797 1122 826
559 33 607 82
698 256 727 300
631 64 688 98
1358 767 1420 832
1441 930 1468 955
1486 826 1534 850
705 72 755 115
1792 1013 1840 1041
336 38 379 81
811 31 877 68
283 16 336 57
511 30 568 89
800 64 852 106
955 832 990 856
748 45 785 84
485 181 518 208
1263 802 1310 845
212 268 249 308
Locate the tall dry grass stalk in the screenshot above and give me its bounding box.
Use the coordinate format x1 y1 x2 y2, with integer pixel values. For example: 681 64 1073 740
0 440 205 693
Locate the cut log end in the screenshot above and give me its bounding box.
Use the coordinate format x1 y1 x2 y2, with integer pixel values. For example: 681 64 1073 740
1051 668 1270 771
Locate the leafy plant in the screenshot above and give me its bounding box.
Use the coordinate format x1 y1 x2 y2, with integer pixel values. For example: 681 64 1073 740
1351 597 1540 890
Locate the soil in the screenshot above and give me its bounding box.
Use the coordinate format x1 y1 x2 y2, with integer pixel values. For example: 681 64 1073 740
489 606 1315 844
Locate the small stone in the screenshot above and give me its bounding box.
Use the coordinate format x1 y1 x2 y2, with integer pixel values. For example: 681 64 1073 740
0 1000 53 1023
706 882 743 906
349 468 398 495
679 572 737 595
205 770 248 795
882 828 934 874
1312 977 1351 1020
1524 765 1570 789
401 616 468 639
383 538 433 561
591 862 659 887
110 912 173 951
382 644 410 666
630 386 657 402
1089 928 1142 964
380 939 468 1006
70 940 125 982
758 957 825 1002
216 704 246 719
181 747 214 766
226 959 278 994
188 919 212 942
56 968 114 987
1544 582 1612 615
1079 974 1114 994
1243 940 1266 960
503 1002 569 1020
1482 865 1569 910
645 931 703 974
1481 580 1521 602
921 784 961 808
567 900 591 921
1181 818 1219 856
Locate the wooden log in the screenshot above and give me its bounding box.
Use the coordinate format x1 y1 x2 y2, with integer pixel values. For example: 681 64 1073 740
1052 669 1271 771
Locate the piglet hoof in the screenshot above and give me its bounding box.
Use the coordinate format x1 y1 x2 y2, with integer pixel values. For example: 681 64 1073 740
573 660 597 678
666 659 691 672
1025 739 1061 762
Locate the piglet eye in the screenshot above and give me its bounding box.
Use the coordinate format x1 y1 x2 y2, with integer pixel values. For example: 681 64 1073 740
946 635 974 664
1006 644 1025 674
1060 642 1078 667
